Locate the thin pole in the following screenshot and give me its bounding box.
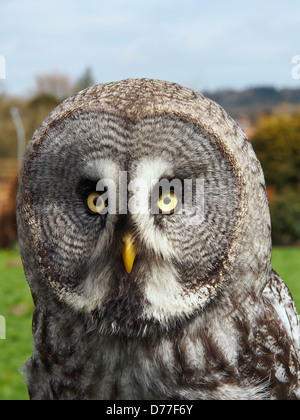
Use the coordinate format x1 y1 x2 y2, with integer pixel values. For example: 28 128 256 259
10 107 25 166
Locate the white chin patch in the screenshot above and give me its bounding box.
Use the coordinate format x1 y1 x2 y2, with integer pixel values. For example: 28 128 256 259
142 262 206 324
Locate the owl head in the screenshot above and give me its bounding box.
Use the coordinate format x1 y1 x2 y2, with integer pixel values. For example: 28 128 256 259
17 79 272 336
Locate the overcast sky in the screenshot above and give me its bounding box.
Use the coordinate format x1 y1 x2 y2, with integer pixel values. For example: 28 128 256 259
0 0 300 95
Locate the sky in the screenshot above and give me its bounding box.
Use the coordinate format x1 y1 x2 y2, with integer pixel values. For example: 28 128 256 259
0 0 300 96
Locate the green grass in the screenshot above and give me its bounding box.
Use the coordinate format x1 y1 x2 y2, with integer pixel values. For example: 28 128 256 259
271 248 300 312
0 247 299 400
0 250 33 400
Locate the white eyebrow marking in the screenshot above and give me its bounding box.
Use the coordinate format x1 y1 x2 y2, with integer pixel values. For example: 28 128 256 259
83 158 120 181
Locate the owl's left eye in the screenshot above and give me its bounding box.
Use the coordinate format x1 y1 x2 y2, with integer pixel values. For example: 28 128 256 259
86 192 107 214
157 191 178 214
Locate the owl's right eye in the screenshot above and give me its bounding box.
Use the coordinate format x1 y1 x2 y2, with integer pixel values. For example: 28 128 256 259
86 192 107 214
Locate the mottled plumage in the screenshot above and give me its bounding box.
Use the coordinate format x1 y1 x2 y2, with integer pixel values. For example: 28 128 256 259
17 79 300 400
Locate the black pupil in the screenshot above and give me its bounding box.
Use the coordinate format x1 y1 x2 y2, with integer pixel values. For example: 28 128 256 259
94 197 99 206
163 196 171 205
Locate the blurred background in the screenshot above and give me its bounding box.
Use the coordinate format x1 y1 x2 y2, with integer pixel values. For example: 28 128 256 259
0 0 299 400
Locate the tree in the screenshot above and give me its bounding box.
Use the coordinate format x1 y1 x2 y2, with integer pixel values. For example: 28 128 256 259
35 73 72 100
73 67 95 93
251 108 300 192
251 108 300 245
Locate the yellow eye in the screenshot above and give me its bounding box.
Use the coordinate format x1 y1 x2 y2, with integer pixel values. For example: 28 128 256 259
86 192 107 214
157 191 178 214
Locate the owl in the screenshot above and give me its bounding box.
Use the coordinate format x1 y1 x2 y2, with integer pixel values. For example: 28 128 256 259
17 79 300 400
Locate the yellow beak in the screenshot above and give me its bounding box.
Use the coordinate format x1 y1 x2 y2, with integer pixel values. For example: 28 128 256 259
122 231 137 274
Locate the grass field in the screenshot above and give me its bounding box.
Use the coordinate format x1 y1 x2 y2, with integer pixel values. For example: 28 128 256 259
0 248 299 400
0 250 33 400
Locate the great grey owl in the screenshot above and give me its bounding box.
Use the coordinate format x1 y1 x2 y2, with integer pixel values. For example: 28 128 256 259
17 79 300 400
